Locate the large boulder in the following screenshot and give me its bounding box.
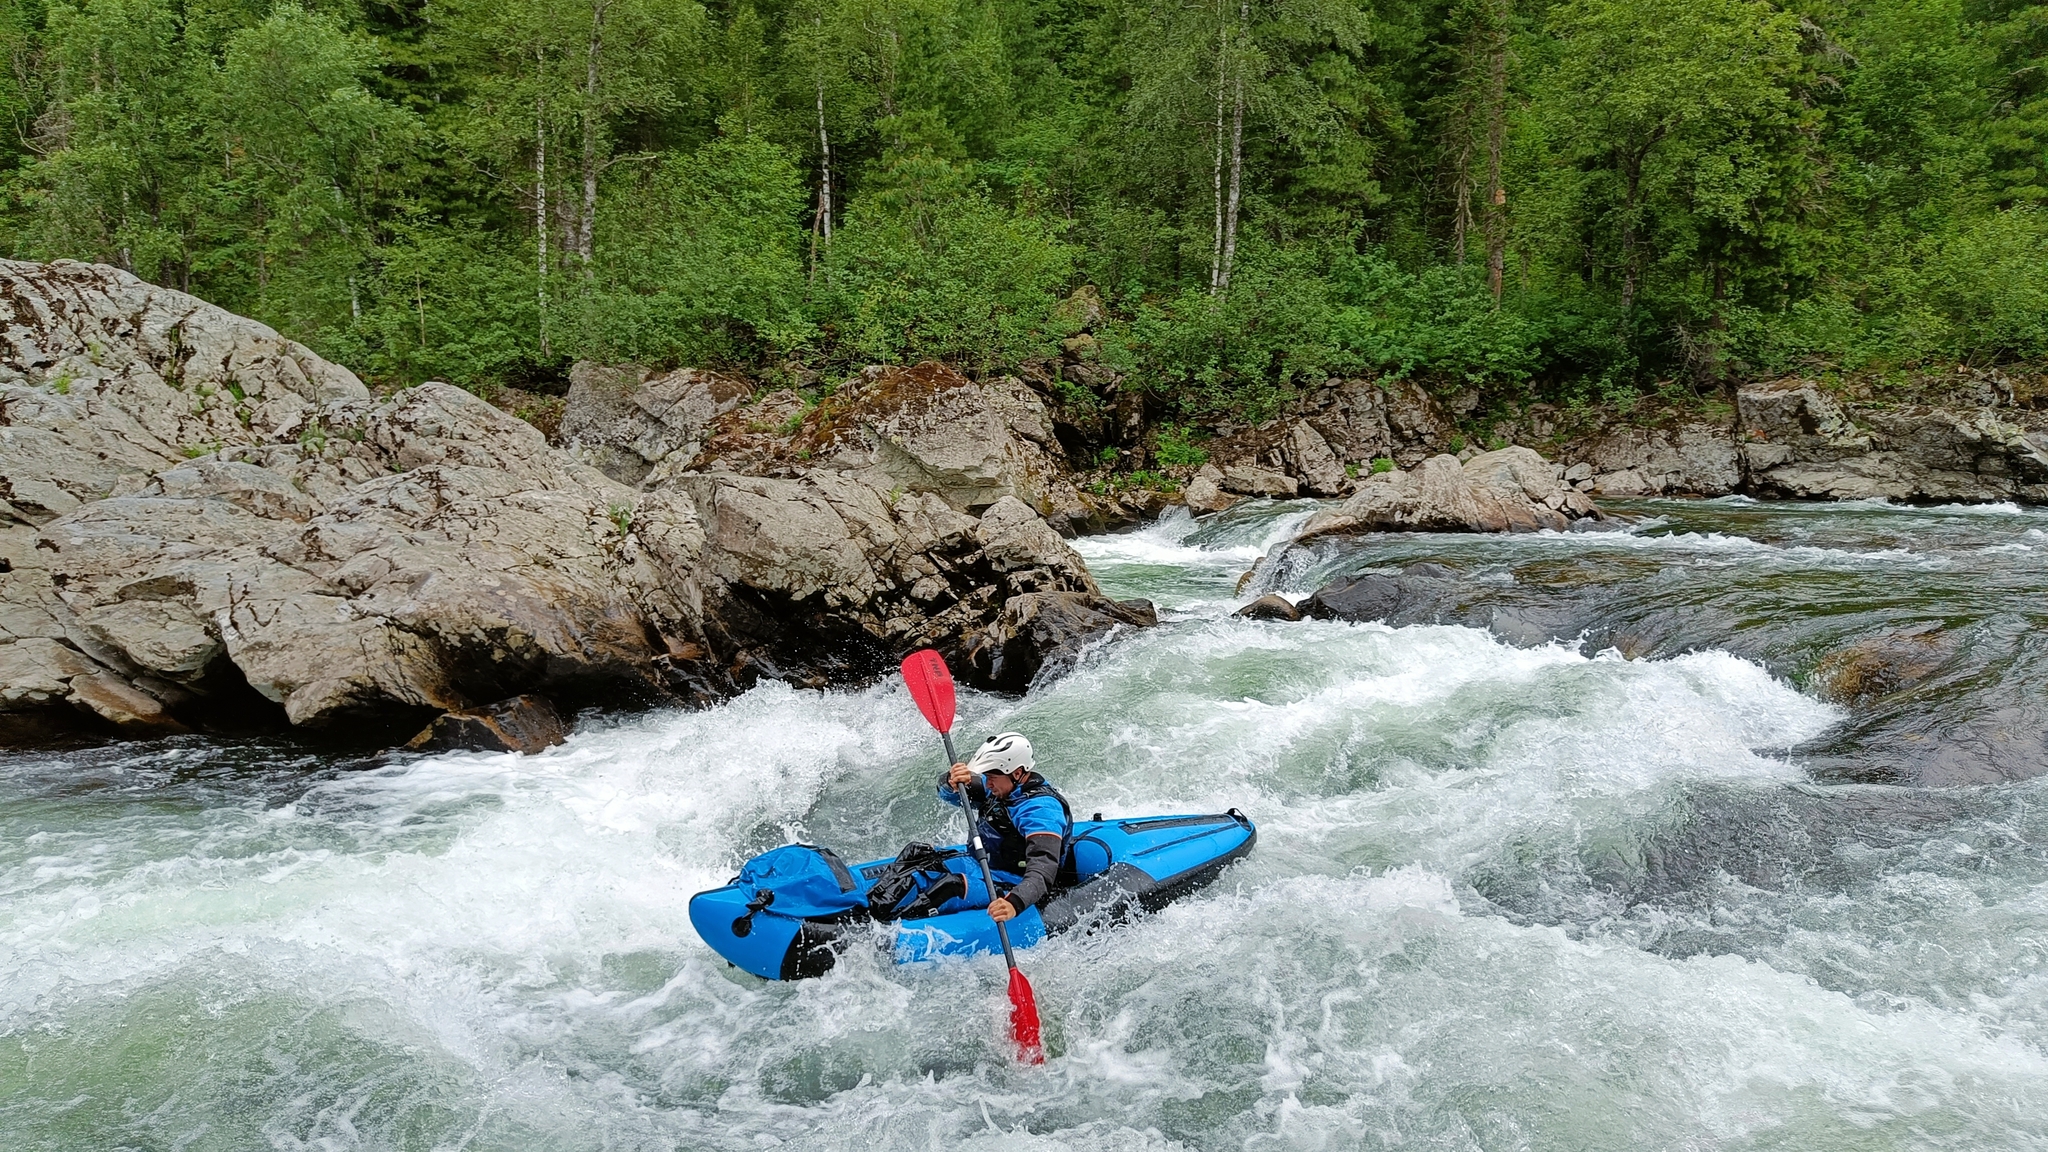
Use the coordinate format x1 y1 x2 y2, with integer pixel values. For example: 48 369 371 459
1182 463 1240 514
1221 464 1299 499
1 265 1150 747
0 259 369 525
1296 448 1601 540
29 384 701 733
962 591 1157 691
1737 378 2048 502
1 259 380 742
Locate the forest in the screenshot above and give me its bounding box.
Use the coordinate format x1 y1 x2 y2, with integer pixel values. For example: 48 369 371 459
3 0 2045 419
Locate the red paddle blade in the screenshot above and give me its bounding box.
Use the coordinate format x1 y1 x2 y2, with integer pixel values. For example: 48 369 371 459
1008 967 1044 1064
899 649 956 735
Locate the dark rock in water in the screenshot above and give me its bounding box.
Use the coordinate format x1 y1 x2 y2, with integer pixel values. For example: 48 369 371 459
1235 594 1302 622
1798 613 2048 786
407 695 568 755
966 592 1157 691
1300 563 1464 624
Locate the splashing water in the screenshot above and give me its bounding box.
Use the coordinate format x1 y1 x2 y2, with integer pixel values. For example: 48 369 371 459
5 498 2048 1150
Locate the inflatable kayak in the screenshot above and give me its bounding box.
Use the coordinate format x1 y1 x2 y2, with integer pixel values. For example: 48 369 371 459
690 809 1256 980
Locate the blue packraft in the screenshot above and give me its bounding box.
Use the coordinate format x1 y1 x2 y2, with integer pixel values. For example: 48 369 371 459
693 811 1257 979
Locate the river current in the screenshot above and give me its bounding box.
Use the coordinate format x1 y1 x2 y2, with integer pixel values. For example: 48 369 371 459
4 498 2048 1150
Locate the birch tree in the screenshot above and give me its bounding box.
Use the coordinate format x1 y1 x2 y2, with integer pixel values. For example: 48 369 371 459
1125 0 1372 293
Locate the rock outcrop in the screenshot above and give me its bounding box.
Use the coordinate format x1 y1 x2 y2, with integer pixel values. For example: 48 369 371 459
1182 464 1239 514
681 362 1108 527
1296 448 1602 540
1576 424 1743 497
961 591 1157 691
559 362 749 484
2 264 1149 747
1736 378 2048 502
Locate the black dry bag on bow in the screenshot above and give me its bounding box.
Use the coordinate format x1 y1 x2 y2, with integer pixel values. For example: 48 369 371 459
865 842 962 922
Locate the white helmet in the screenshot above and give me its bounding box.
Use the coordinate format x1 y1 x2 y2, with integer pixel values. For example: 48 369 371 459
968 732 1034 777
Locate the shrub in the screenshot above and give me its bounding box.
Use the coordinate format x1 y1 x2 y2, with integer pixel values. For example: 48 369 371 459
1153 424 1209 467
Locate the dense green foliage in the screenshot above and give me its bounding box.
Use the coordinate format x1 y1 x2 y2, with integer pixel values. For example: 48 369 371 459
4 0 2045 411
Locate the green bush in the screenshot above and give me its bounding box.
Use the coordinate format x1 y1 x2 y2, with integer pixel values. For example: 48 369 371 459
1153 424 1209 467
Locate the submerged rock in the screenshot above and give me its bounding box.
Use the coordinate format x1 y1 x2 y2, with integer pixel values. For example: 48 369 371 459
406 694 569 755
1235 594 1302 622
1811 626 1955 705
1296 448 1601 540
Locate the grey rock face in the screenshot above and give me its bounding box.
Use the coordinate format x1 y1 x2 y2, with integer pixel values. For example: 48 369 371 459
1 260 379 741
1578 425 1742 496
1736 378 2048 502
0 259 368 526
560 363 751 485
1311 378 1456 468
34 384 692 730
1281 420 1349 497
1297 448 1601 540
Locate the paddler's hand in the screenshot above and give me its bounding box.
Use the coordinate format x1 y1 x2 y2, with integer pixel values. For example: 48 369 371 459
948 762 974 789
988 897 1017 924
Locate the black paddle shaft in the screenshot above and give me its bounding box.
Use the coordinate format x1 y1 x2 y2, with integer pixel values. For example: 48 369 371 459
941 732 1021 970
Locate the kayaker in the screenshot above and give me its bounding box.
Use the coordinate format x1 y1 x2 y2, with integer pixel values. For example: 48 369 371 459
934 732 1073 923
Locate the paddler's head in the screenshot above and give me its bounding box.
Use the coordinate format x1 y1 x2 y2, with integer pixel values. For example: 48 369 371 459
968 732 1034 798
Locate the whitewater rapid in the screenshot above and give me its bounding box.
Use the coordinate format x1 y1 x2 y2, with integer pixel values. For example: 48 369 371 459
5 498 2048 1149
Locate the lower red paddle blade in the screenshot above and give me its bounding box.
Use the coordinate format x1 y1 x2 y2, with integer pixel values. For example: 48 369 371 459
899 649 957 734
1008 967 1044 1064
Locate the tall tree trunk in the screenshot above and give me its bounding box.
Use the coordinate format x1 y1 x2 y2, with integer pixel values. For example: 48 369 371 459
1619 155 1640 315
811 42 832 278
1482 0 1509 302
1210 0 1227 295
535 51 550 358
1220 67 1245 291
576 0 608 270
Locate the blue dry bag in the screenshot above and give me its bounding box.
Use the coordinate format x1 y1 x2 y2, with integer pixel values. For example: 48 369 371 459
735 844 864 919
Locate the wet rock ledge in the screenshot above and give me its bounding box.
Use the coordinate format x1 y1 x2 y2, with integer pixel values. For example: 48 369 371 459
0 260 1153 750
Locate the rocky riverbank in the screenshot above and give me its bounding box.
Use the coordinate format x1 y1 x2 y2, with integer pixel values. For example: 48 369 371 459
8 259 2047 751
0 262 1150 749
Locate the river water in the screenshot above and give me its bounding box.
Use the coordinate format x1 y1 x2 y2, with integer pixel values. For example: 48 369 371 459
4 498 2048 1150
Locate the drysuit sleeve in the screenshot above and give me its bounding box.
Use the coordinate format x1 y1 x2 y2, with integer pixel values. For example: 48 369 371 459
999 794 1069 913
1001 834 1065 914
